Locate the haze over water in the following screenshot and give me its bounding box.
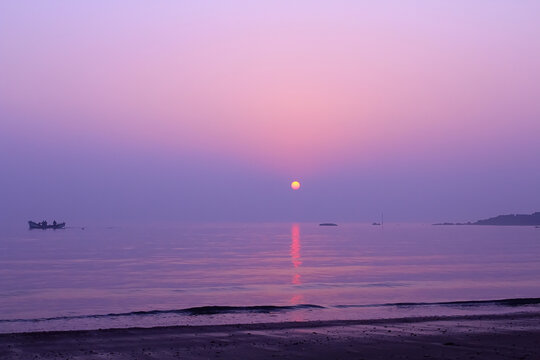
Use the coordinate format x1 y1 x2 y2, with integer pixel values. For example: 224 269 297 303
1 1 540 224
1 223 539 333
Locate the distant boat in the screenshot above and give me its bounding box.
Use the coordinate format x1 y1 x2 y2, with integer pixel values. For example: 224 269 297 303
373 213 384 226
319 223 338 226
28 221 66 230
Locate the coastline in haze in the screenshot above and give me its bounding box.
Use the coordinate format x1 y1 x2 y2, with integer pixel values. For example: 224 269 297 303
435 211 540 226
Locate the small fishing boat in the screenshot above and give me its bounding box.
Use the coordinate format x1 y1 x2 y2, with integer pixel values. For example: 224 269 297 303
28 221 66 230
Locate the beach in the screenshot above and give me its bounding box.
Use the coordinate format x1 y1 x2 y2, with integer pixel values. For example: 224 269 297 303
2 312 539 359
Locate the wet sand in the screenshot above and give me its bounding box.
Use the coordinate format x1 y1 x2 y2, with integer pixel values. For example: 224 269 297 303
1 312 540 359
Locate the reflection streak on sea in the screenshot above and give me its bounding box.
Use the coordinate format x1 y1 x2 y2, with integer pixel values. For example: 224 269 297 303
290 223 304 307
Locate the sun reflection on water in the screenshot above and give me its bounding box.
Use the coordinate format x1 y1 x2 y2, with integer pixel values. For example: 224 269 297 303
290 223 304 307
291 223 302 268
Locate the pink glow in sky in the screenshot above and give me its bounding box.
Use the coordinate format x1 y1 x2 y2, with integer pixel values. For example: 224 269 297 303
1 1 539 223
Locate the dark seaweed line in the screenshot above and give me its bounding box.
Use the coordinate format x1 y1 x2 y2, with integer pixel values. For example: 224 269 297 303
335 297 540 308
2 297 540 323
0 304 324 323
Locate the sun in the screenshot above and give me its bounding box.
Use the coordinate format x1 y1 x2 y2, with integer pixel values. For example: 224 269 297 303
291 181 301 190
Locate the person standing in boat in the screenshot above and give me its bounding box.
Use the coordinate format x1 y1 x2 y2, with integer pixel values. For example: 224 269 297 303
42 220 47 229
53 220 57 227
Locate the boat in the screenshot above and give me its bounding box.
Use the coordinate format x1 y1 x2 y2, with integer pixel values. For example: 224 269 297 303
373 213 384 226
319 223 338 226
28 221 66 230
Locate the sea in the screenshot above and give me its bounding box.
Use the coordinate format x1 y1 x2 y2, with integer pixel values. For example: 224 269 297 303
1 222 539 333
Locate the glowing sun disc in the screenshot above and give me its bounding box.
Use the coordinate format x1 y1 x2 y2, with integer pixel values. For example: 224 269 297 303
291 181 301 190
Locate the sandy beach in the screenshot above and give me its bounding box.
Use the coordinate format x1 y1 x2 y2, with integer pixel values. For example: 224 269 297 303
2 312 539 359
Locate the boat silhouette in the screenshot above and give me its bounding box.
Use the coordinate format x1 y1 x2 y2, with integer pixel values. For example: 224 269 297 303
28 221 66 230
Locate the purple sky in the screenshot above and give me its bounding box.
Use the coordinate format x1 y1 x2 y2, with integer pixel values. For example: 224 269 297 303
1 1 539 225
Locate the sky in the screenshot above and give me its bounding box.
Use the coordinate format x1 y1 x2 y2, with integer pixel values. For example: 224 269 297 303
1 1 539 225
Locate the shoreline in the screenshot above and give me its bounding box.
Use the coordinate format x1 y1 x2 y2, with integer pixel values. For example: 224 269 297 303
2 311 540 359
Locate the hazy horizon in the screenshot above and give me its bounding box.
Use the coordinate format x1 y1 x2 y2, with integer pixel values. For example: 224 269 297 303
1 1 539 226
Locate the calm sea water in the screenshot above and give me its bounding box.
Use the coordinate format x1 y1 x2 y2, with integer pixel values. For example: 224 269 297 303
1 223 539 333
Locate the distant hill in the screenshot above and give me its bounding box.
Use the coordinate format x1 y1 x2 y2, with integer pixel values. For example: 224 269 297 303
473 212 540 226
435 212 540 226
